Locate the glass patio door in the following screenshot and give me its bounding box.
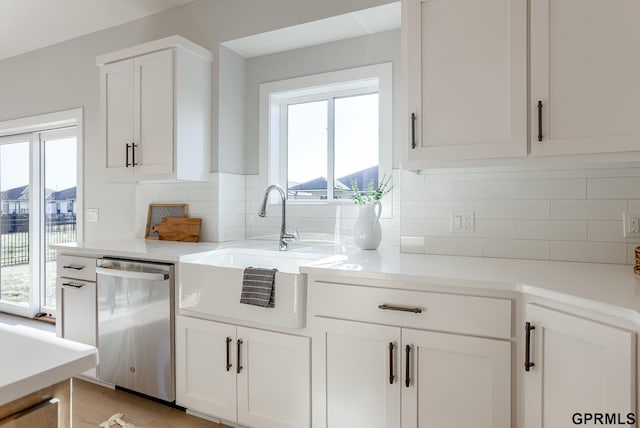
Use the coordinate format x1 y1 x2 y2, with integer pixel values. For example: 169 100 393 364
0 135 32 317
0 127 77 318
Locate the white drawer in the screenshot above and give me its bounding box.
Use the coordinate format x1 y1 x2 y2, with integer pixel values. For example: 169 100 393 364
57 254 96 282
309 281 512 339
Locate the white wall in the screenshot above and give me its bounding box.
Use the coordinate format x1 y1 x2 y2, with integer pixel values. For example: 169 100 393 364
400 167 640 264
0 0 392 241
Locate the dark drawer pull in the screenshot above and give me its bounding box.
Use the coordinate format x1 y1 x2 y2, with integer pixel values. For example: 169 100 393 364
525 322 535 372
225 337 232 371
378 304 422 314
236 339 243 374
62 265 84 270
62 282 84 288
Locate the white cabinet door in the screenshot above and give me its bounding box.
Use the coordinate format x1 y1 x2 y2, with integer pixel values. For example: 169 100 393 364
405 0 527 163
100 58 134 178
133 49 174 177
402 328 511 428
236 327 310 428
58 278 97 378
175 316 237 421
531 0 640 156
316 318 401 428
524 305 636 428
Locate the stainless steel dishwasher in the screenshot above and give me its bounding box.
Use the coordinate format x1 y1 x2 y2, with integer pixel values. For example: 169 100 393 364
96 258 175 402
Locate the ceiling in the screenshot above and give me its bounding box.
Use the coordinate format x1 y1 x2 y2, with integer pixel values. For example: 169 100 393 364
222 2 401 58
0 0 197 61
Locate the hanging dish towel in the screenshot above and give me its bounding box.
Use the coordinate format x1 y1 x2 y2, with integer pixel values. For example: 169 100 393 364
240 267 277 308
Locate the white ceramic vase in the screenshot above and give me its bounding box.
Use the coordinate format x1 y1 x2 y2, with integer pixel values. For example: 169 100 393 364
353 201 382 250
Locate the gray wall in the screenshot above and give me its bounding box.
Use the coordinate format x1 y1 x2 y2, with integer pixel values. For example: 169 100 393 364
0 0 393 241
243 28 402 173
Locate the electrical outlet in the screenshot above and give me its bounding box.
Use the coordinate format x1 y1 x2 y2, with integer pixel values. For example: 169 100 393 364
451 211 474 235
86 208 99 223
623 212 640 238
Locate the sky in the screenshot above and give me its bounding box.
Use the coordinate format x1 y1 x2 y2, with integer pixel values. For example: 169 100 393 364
287 93 379 186
0 136 77 192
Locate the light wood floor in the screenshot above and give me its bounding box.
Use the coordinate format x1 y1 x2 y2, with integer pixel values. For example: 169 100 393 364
72 379 226 428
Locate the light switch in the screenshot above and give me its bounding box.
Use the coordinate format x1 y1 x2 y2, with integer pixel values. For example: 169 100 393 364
451 211 474 235
86 208 99 223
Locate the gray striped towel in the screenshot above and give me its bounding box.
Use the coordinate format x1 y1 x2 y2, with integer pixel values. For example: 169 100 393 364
240 267 277 308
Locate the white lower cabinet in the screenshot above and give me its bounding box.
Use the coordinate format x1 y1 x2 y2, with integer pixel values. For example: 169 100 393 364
176 315 310 428
56 254 97 379
524 304 636 428
315 317 511 428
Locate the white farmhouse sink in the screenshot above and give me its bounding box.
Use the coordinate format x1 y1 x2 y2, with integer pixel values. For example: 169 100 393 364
179 248 328 328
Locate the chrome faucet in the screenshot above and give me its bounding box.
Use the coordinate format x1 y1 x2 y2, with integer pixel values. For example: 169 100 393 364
258 184 297 251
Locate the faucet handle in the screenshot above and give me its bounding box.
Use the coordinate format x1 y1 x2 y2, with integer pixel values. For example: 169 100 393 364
283 229 298 241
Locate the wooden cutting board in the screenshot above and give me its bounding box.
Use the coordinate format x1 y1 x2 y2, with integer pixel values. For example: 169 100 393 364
151 217 202 242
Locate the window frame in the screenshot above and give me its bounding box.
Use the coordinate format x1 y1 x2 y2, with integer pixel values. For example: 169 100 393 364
0 108 83 318
259 63 392 205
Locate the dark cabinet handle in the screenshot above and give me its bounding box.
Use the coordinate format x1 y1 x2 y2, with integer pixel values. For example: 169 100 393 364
225 337 232 371
379 304 422 314
131 142 138 167
236 339 243 374
389 342 395 384
537 101 543 142
405 344 411 387
525 322 535 372
62 282 84 288
411 113 417 149
62 264 84 270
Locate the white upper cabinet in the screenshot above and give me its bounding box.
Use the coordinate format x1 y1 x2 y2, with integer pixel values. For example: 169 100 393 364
404 0 527 165
97 35 212 181
531 0 640 156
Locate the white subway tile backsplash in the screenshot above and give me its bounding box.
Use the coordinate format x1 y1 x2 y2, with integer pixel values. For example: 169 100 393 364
550 200 626 220
515 179 586 199
550 241 627 264
516 220 587 241
588 177 640 199
426 237 483 257
587 221 625 242
482 170 550 181
482 200 550 220
550 168 628 179
474 220 516 239
482 239 549 260
452 180 516 200
400 236 425 254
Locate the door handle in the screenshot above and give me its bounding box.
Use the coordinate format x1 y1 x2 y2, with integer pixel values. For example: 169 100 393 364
405 344 411 387
236 339 243 374
225 337 232 371
525 322 535 372
125 143 131 167
389 342 395 384
537 101 543 142
131 142 138 167
411 113 417 149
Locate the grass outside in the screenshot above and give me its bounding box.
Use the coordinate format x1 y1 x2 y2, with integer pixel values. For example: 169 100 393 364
0 261 57 307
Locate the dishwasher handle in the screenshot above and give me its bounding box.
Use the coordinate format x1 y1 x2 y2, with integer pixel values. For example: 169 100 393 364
96 266 169 281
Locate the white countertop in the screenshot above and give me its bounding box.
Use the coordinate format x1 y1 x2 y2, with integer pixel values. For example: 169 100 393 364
53 238 640 324
0 324 98 406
